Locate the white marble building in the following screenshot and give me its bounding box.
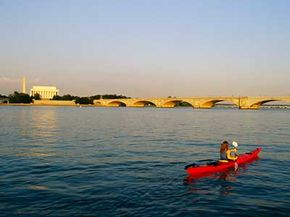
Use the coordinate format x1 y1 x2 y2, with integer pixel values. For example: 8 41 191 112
30 86 59 99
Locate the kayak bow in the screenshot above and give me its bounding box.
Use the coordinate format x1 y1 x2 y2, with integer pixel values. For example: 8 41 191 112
185 147 262 177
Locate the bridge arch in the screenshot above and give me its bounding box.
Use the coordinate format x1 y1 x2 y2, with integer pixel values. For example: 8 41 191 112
107 101 127 107
249 99 290 109
133 100 156 107
201 99 239 108
214 100 239 108
162 100 193 108
261 100 290 108
162 100 182 107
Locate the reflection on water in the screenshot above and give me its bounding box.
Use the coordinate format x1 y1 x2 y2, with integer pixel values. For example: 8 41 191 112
4 107 58 157
30 107 57 139
27 108 58 157
28 185 49 191
184 161 256 197
0 107 289 216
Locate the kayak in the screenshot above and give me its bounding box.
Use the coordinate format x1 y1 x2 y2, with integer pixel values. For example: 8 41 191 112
185 147 262 177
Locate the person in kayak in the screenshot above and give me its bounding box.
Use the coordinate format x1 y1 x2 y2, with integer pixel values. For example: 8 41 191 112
226 141 239 161
220 141 229 161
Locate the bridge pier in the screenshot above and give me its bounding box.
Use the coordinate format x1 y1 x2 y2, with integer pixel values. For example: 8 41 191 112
238 98 261 109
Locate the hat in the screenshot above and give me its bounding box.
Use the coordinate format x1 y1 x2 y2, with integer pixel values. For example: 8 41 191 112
232 141 238 148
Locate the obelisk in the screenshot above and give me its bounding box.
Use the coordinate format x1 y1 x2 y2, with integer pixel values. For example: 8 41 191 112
22 76 26 93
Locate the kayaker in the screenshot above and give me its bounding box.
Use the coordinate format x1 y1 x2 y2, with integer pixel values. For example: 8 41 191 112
226 141 239 161
220 141 229 161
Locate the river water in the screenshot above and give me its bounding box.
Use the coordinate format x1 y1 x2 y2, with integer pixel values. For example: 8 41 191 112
0 106 289 216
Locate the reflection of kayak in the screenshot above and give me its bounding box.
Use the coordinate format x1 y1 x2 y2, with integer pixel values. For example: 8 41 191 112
185 147 262 177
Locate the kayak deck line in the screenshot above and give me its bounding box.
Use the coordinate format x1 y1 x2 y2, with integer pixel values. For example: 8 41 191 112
185 147 262 177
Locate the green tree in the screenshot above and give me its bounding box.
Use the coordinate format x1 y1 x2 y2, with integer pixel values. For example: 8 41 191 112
91 95 101 100
52 95 61 100
33 93 41 100
62 94 76 100
90 94 130 100
0 94 8 103
75 97 93 105
52 94 76 101
52 93 129 102
9 91 33 103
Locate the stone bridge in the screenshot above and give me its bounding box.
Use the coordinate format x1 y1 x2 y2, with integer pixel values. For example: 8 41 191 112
94 96 290 109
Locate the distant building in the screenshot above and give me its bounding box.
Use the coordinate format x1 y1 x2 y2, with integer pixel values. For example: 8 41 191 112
30 86 59 99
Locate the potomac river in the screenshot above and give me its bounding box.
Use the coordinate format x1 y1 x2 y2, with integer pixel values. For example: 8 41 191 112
0 106 289 216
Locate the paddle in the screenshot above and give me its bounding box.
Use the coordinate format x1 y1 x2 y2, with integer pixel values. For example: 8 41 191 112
184 163 199 170
197 159 214 162
185 159 218 170
234 153 240 170
232 141 239 171
234 161 238 171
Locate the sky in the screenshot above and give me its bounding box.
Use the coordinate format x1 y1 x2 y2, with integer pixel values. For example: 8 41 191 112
0 0 290 97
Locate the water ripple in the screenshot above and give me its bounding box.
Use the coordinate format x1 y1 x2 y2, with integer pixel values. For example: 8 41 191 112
0 107 290 216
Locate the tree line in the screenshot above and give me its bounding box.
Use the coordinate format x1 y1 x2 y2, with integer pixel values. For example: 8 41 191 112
0 94 9 103
5 92 33 103
1 92 129 104
0 94 7 98
52 94 129 104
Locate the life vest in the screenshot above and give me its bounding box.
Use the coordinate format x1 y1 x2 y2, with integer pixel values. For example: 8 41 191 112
219 159 229 163
226 148 238 161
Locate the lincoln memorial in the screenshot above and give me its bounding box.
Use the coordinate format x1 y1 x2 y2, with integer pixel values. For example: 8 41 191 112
30 86 59 99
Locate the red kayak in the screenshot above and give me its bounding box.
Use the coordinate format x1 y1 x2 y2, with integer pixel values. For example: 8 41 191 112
185 147 262 177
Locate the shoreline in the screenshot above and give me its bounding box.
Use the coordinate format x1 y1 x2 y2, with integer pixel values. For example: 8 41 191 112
0 103 102 107
1 103 289 109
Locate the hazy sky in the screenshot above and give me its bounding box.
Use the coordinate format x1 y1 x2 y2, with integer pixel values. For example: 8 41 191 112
0 0 290 97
